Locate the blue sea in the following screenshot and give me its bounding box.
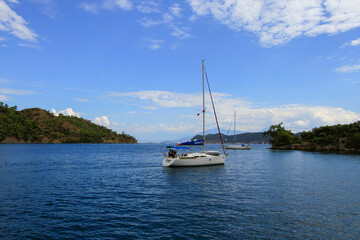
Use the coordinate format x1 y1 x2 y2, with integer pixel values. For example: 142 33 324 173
0 144 359 239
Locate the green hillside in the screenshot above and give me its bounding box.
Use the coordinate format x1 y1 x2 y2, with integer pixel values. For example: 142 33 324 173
0 102 137 144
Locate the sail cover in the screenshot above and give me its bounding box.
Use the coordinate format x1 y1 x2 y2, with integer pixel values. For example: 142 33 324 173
166 146 190 149
178 139 204 146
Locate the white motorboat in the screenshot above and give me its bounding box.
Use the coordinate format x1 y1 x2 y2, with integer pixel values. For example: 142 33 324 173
163 60 226 167
225 111 251 150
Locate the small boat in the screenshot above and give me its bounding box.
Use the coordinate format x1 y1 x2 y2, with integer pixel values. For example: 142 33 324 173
178 138 203 146
163 60 227 167
225 143 251 150
225 111 251 150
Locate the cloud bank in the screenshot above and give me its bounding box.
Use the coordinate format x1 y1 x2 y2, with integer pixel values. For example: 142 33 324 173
187 0 360 47
110 90 360 134
78 0 360 47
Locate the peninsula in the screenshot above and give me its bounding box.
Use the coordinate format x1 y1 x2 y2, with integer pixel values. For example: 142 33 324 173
0 102 137 144
263 122 360 154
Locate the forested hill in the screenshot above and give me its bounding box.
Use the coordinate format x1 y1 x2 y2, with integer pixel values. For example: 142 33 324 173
0 102 137 144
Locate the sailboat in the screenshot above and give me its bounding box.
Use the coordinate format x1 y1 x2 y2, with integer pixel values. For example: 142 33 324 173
225 111 251 150
163 60 227 167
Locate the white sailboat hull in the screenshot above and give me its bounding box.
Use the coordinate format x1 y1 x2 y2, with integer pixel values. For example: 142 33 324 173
225 144 251 150
163 153 225 167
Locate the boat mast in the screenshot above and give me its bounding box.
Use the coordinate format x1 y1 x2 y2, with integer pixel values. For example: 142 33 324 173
204 62 226 155
234 111 236 144
202 59 205 152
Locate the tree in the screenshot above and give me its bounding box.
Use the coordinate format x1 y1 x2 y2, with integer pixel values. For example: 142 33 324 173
263 122 298 146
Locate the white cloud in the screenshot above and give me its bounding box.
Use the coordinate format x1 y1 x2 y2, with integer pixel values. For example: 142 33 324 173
342 37 360 47
138 17 162 27
50 109 57 115
79 0 133 13
0 0 38 42
335 64 360 73
294 120 309 127
162 12 174 24
189 14 198 22
94 115 110 127
110 90 204 108
0 88 35 95
51 108 81 117
0 83 23 102
111 121 200 142
80 0 132 13
169 3 182 17
31 0 57 18
125 122 197 134
0 94 8 101
142 38 163 50
74 98 91 102
112 121 119 126
171 26 191 39
136 1 160 13
79 2 99 14
170 42 181 50
80 1 191 42
137 3 191 40
103 0 132 11
0 78 11 84
141 106 157 110
18 43 40 48
187 0 360 47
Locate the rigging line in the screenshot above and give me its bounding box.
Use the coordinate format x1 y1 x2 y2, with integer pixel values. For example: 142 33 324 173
204 69 226 155
226 119 233 138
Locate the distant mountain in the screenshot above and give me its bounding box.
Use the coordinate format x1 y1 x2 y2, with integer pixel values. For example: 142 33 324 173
161 128 258 144
192 132 270 144
162 131 270 145
196 127 247 136
0 102 137 144
162 129 236 144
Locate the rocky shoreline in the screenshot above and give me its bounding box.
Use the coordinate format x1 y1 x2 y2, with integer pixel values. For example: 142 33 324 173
270 138 360 154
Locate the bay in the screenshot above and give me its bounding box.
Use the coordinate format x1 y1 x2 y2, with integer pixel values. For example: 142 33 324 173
0 144 359 239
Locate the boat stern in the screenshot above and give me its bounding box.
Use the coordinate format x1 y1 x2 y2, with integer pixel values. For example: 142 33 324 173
163 157 175 167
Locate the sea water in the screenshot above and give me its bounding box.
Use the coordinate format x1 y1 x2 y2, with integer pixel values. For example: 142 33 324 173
0 144 359 239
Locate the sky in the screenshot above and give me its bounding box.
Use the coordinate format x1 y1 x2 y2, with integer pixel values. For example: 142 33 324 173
1 0 360 142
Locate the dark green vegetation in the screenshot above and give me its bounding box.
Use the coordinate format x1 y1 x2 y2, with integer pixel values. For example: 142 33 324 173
263 122 360 153
0 102 137 144
192 132 270 144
